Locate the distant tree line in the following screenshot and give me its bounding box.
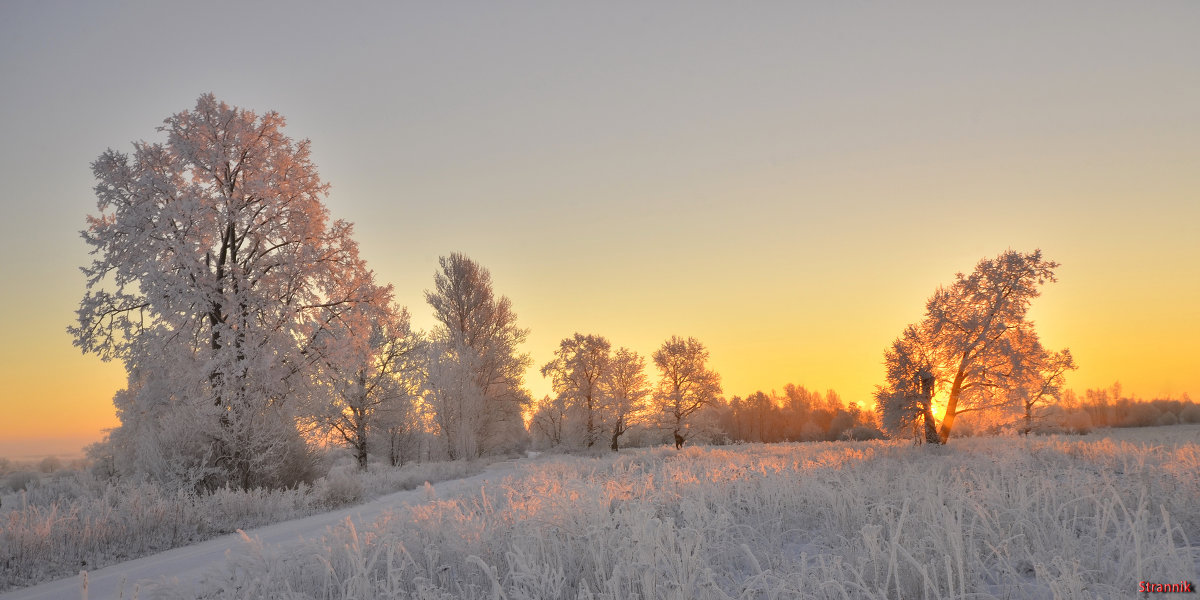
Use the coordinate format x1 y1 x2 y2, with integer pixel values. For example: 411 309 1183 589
710 386 882 444
1047 384 1200 433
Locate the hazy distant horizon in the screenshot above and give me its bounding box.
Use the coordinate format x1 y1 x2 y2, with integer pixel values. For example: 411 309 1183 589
0 436 92 461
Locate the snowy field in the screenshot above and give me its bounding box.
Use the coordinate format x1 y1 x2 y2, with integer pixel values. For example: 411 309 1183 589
5 426 1199 599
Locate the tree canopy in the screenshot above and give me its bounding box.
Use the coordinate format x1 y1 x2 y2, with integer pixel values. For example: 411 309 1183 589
71 94 386 488
876 249 1073 443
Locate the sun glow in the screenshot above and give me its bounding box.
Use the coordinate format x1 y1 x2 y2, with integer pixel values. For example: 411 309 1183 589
930 390 951 424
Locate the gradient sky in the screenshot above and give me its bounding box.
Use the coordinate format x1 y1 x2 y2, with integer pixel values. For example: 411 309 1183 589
2 2 1197 458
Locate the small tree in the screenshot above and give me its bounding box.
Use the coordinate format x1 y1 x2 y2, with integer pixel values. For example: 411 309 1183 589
315 299 421 470
541 333 612 448
529 394 571 448
652 336 722 448
1017 348 1077 434
601 347 650 451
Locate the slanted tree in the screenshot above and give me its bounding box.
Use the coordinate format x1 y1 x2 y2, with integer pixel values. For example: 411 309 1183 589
70 94 381 489
424 253 531 459
876 249 1069 443
541 333 611 448
652 336 722 448
601 347 650 451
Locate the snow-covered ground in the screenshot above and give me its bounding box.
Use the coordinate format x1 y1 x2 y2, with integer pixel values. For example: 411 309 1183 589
170 428 1195 599
5 427 1199 599
0 460 521 600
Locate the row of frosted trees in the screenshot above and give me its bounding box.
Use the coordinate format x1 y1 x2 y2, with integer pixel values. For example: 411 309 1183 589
73 95 1081 492
72 96 743 491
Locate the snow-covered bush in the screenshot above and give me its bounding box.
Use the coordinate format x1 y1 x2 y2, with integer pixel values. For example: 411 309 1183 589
1182 403 1200 424
1 471 38 494
1062 409 1094 434
315 467 363 506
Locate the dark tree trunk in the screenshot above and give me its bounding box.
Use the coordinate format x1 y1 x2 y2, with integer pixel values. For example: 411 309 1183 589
920 370 943 444
355 443 368 470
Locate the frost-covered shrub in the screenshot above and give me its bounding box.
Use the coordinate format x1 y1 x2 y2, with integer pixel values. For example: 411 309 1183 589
37 456 63 473
16 470 91 506
315 467 363 506
841 425 886 441
1062 410 1093 435
356 458 486 498
1124 402 1162 427
2 471 38 493
1180 404 1200 424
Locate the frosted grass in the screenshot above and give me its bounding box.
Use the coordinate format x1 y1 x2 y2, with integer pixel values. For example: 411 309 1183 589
0 460 487 592
169 431 1199 599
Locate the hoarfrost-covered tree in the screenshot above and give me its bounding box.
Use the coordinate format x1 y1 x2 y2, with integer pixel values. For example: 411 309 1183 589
541 333 612 448
876 249 1070 443
70 94 383 489
529 394 571 448
313 297 421 470
652 336 722 449
424 253 531 459
875 325 942 443
1016 347 1077 434
602 347 650 451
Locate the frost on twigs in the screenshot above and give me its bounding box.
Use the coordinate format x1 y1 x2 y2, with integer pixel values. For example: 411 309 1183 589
875 250 1075 443
70 94 393 491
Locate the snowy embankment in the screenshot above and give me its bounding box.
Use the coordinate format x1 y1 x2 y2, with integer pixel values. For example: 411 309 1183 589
149 428 1197 599
0 460 519 600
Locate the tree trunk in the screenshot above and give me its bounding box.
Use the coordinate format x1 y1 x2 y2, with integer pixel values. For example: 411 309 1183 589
586 393 595 448
937 365 968 442
610 417 623 451
920 371 942 444
356 443 368 470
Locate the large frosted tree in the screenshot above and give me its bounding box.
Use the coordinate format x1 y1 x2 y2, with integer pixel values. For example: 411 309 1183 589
424 253 531 459
652 336 722 448
876 249 1072 443
70 94 383 488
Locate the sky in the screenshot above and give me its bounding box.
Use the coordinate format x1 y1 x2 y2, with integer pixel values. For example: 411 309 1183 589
1 2 1197 458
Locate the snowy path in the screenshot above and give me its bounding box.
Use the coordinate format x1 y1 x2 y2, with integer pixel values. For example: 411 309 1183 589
1 461 520 600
